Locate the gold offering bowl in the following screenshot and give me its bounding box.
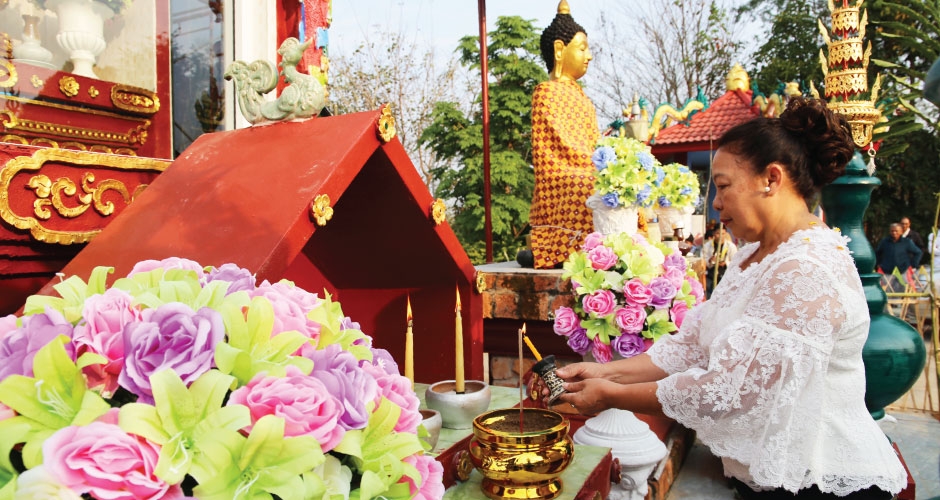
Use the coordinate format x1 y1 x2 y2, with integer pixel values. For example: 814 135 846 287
468 408 574 500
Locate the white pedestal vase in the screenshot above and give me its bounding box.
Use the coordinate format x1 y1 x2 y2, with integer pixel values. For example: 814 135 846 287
573 408 667 500
654 205 694 238
12 15 55 69
49 0 114 78
587 194 638 236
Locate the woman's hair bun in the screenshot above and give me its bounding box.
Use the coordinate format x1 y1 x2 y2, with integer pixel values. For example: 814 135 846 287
779 97 855 187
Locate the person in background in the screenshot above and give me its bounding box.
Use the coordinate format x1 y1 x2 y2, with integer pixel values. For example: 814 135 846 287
928 229 940 298
876 223 923 278
546 97 906 499
702 226 737 297
899 216 926 264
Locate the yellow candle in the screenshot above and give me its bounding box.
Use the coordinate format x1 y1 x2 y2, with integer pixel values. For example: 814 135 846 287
455 286 465 393
521 324 542 361
405 295 414 387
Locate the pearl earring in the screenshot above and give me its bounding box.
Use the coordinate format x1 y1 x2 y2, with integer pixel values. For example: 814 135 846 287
764 186 771 193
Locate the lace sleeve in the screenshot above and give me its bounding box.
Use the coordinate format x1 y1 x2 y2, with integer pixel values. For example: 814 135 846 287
656 252 854 491
646 303 707 374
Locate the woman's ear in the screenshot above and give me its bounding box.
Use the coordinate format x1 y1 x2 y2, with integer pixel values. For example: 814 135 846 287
766 162 785 190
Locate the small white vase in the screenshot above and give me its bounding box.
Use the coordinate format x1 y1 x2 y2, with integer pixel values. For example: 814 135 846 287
587 194 639 236
12 15 55 69
50 0 114 78
655 205 693 238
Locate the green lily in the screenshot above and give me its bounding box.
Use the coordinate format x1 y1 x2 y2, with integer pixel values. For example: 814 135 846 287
0 336 109 468
119 368 249 484
214 296 313 385
333 397 423 500
190 415 324 500
307 291 372 362
23 266 112 323
643 309 675 341
112 267 249 313
0 419 30 498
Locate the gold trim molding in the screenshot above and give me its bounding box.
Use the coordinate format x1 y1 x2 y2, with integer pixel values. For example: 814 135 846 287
376 104 396 143
0 110 150 146
0 60 16 88
110 84 160 114
0 148 169 244
0 134 138 155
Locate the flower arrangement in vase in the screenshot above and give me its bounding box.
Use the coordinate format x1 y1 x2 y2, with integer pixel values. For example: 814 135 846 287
0 258 443 500
590 136 664 210
553 232 705 363
655 163 700 211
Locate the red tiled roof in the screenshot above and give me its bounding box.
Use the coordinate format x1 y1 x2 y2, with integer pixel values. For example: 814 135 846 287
652 90 760 148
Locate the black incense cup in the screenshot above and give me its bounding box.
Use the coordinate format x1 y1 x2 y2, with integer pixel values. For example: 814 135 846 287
532 355 566 407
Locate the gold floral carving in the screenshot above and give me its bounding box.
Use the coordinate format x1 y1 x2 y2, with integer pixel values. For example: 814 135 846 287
475 271 487 294
430 198 446 225
110 84 160 114
823 69 869 97
376 104 396 142
311 194 333 226
30 74 43 88
454 450 473 482
0 110 151 146
59 76 79 97
88 86 99 98
0 60 17 88
827 39 864 66
0 134 138 155
0 148 169 244
831 8 859 33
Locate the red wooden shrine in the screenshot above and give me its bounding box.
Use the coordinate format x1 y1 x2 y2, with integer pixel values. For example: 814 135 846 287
33 108 484 385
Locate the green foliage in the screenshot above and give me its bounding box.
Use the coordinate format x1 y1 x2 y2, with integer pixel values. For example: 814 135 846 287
421 16 545 263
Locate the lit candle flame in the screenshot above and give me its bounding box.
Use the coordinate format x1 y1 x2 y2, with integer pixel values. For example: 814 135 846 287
455 285 461 313
406 295 413 322
521 323 542 361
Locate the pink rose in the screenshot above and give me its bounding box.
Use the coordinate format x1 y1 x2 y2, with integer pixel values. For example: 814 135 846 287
581 232 604 252
72 288 140 396
670 301 690 328
552 306 580 337
614 305 647 335
367 368 421 434
43 422 184 500
252 281 321 354
128 257 204 278
688 277 705 303
228 366 346 451
591 336 612 364
582 290 617 317
622 279 653 306
0 314 17 336
587 245 618 271
402 453 445 500
0 402 14 421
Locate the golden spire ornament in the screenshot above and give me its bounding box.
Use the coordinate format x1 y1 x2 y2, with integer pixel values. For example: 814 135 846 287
818 0 882 174
557 0 570 15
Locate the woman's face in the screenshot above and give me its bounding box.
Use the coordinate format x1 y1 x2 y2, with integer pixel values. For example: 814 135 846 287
711 149 765 243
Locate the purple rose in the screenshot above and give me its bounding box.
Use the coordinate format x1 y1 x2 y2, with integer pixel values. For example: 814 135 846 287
566 328 591 355
591 336 612 364
553 306 580 336
206 263 256 293
614 305 647 335
611 333 647 358
368 347 400 375
592 146 616 171
340 316 361 331
128 257 204 278
663 253 686 271
0 308 74 380
308 344 379 430
582 290 617 318
648 277 678 308
120 302 224 404
671 301 690 328
622 278 653 306
582 232 604 252
587 245 618 271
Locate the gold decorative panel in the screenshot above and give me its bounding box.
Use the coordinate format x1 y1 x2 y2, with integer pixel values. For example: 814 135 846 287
110 84 160 114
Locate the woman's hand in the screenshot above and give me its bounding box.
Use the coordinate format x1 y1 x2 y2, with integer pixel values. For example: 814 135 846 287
556 378 618 415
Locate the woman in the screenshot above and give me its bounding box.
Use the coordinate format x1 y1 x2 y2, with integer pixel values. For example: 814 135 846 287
550 97 907 499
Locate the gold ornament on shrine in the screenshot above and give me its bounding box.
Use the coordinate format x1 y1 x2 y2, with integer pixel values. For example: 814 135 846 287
311 194 333 226
430 198 446 225
817 0 882 150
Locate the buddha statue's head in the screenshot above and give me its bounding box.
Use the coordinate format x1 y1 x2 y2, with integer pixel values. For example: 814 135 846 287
540 0 591 82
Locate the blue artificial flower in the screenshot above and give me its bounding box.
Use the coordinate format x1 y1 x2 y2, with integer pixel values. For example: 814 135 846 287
654 166 665 185
637 186 652 206
592 146 616 171
678 166 690 174
680 186 692 195
658 196 671 207
637 152 655 171
602 192 620 208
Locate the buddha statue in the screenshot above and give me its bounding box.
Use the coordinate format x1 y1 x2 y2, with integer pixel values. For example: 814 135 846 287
527 0 600 269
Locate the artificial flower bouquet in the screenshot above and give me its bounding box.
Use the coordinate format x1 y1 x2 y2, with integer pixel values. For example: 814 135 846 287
655 162 700 210
590 136 664 209
553 232 705 362
0 258 443 500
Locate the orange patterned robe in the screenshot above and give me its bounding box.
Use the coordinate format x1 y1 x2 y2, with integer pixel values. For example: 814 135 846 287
529 79 599 269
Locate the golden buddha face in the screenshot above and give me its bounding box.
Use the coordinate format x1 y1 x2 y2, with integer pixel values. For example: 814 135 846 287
553 32 591 81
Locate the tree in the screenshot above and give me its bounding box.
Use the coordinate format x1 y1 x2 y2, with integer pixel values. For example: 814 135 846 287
736 0 828 95
586 0 745 120
420 16 545 263
328 31 460 189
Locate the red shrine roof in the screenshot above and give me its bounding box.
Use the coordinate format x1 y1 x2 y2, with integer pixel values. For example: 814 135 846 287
652 89 760 153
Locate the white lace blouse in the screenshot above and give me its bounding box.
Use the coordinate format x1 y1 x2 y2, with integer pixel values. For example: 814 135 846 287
648 226 907 496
